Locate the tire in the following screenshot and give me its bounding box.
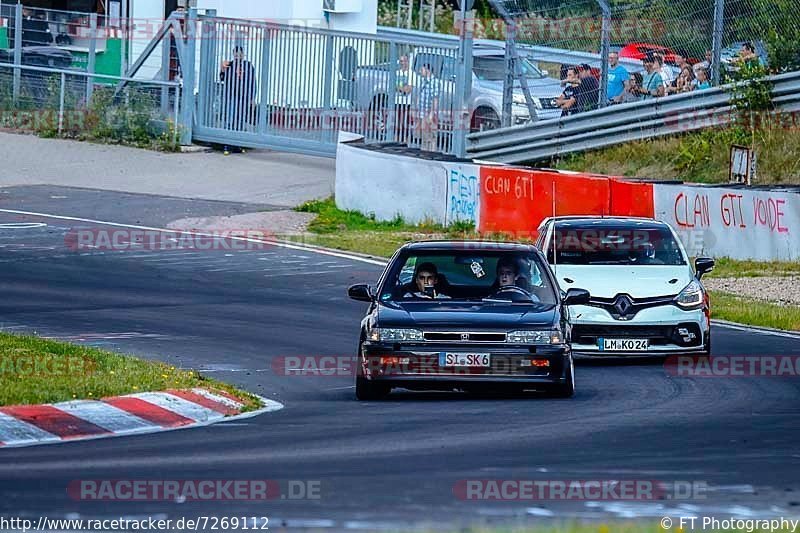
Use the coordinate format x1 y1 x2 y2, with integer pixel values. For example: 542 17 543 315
470 107 501 133
549 355 575 398
702 330 712 356
355 376 390 401
355 342 390 401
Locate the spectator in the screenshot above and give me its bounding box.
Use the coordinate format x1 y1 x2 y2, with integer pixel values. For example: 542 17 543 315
219 45 257 154
667 66 695 94
607 51 630 104
415 63 441 152
555 66 580 116
638 55 665 99
576 63 599 111
654 52 674 89
736 42 762 68
394 55 414 143
619 72 643 103
15 8 52 47
693 66 712 90
694 49 716 84
673 50 691 72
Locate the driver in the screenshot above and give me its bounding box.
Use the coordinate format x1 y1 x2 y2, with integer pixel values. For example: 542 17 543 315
404 262 450 299
489 257 527 292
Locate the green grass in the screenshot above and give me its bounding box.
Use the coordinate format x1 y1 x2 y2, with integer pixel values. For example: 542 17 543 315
710 290 800 331
0 332 261 409
554 124 800 185
707 257 800 278
293 198 479 257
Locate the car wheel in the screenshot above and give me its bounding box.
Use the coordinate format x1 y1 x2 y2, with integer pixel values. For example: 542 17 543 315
367 95 388 141
355 342 390 401
550 356 575 398
470 107 500 133
355 376 390 401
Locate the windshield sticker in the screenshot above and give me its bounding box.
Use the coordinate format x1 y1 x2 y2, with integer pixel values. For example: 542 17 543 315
470 261 486 278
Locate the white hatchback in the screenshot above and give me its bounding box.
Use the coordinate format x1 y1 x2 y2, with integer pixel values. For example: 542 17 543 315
535 217 715 357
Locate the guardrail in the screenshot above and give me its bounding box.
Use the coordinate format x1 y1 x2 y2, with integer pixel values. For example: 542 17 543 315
466 70 800 163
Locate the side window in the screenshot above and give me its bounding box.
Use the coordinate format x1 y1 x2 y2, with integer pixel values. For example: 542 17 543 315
441 56 456 80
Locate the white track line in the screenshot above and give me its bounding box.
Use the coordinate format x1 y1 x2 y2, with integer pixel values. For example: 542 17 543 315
52 400 156 433
4 208 798 340
0 208 386 266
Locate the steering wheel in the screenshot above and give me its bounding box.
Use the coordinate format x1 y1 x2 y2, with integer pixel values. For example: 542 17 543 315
489 285 538 302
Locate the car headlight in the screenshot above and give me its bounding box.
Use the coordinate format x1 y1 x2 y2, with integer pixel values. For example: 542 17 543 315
675 280 704 309
512 94 527 105
507 329 563 345
367 328 423 342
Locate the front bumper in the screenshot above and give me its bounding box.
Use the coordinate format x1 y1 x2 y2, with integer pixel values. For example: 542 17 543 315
360 341 571 388
569 304 709 357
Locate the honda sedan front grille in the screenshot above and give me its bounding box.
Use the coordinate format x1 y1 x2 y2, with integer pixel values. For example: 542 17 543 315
423 332 507 343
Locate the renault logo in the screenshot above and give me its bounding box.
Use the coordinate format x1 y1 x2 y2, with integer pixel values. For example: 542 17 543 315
460 333 470 341
614 295 634 317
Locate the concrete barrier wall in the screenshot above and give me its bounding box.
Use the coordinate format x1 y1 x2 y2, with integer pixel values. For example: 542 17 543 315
335 140 800 261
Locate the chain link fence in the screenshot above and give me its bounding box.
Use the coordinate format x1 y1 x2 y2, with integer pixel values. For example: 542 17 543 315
0 63 180 149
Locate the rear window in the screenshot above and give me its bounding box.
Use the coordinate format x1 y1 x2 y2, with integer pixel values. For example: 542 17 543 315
546 226 686 266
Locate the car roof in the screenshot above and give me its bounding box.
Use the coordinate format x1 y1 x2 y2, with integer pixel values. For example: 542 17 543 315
400 240 537 252
545 216 669 231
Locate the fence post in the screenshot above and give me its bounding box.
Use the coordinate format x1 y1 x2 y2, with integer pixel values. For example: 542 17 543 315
197 12 215 130
321 34 334 141
160 17 172 115
597 0 611 107
453 0 474 157
120 0 128 76
386 42 397 143
711 0 724 86
58 72 66 135
87 13 97 104
179 7 198 145
12 3 21 104
257 21 271 136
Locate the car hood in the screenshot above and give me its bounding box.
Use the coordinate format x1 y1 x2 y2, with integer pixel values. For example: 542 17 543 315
377 300 557 329
552 265 694 299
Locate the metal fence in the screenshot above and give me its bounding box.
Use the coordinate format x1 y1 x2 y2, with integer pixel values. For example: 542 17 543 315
0 62 180 145
466 69 800 163
191 12 465 157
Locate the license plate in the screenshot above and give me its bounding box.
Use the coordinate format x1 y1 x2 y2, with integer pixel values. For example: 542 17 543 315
598 338 649 351
439 353 491 367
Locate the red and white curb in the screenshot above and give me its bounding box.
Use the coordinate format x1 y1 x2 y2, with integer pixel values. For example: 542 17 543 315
0 388 283 449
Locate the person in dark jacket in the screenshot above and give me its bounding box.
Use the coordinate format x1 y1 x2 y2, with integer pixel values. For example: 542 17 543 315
219 45 257 154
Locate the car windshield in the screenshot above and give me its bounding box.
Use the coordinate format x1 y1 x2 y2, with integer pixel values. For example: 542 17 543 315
379 250 558 306
547 226 687 266
473 56 545 80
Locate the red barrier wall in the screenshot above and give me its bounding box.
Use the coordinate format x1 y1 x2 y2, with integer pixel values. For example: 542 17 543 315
478 166 655 235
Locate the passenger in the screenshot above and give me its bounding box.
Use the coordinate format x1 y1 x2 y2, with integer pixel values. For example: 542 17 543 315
489 257 529 292
404 262 450 299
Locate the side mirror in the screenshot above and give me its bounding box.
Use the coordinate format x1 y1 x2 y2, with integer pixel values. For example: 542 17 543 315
348 284 374 302
563 288 591 306
695 257 715 279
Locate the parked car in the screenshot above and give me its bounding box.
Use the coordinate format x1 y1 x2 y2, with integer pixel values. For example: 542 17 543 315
535 217 714 357
0 46 73 105
347 241 590 400
349 45 564 137
616 42 700 65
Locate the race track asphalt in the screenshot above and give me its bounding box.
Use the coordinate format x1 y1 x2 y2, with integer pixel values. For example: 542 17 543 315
0 186 798 531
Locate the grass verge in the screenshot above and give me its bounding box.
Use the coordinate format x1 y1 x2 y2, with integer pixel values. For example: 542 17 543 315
0 332 261 409
707 257 800 278
710 291 800 331
553 124 800 185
